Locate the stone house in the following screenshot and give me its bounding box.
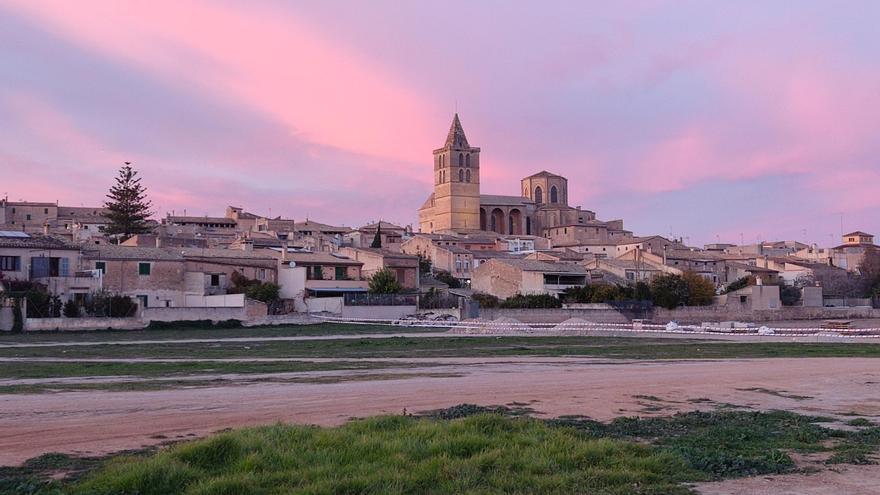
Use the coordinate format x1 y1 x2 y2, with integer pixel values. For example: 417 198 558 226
338 247 420 290
471 258 587 299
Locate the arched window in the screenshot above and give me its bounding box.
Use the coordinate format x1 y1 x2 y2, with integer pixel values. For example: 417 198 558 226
465 169 471 182
458 153 464 166
550 186 558 204
465 154 470 168
458 169 464 182
535 186 543 204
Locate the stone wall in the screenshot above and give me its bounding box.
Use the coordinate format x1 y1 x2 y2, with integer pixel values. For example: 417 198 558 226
653 305 880 324
341 305 418 320
0 307 14 331
24 317 143 331
479 307 630 324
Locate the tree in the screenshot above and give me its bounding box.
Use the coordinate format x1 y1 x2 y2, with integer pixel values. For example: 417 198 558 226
104 163 153 241
246 282 281 302
650 274 689 310
858 246 880 297
722 276 753 294
417 255 432 276
370 223 382 249
682 270 716 306
369 268 402 294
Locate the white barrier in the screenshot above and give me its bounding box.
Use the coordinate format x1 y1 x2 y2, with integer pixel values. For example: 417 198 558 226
314 315 880 339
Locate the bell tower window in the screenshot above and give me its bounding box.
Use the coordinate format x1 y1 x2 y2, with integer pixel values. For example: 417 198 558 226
550 186 558 204
458 153 464 166
535 186 543 204
466 154 470 167
458 169 464 182
465 169 471 182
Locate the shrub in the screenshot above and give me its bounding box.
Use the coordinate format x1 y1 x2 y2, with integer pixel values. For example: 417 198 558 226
245 282 281 302
471 292 499 308
12 298 23 333
109 295 138 317
500 294 562 309
433 270 461 289
650 274 689 309
63 300 81 318
682 270 716 306
780 285 802 306
723 276 753 294
368 268 402 294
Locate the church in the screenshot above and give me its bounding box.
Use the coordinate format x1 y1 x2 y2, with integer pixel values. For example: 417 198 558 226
418 114 600 237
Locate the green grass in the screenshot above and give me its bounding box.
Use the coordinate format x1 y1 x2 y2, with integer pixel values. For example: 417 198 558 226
0 360 413 380
7 407 880 495
19 415 698 495
0 323 444 344
3 336 880 361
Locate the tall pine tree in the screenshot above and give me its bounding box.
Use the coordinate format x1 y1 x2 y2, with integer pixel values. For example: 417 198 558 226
370 222 383 248
104 163 153 242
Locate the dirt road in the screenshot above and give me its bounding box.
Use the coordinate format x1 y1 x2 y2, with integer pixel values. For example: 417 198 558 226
2 357 879 468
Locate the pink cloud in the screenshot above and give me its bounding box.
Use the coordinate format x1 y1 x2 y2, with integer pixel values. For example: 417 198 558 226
5 0 438 173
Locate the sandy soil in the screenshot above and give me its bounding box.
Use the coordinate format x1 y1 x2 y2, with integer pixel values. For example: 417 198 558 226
2 357 880 470
694 464 880 494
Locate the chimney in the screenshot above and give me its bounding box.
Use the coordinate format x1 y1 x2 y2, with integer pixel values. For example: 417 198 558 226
242 240 253 252
281 241 288 261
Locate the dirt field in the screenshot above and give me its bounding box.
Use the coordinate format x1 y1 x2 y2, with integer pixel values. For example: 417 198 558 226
3 356 879 470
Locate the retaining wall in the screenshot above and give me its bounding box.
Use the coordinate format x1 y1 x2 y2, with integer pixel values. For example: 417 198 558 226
479 308 631 324
24 317 143 331
0 307 14 331
653 305 880 324
341 305 418 320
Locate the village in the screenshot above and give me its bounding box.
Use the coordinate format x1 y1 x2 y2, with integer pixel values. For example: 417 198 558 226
2 115 878 332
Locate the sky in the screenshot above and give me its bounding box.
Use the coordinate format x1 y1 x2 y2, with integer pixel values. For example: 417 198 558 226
1 0 878 246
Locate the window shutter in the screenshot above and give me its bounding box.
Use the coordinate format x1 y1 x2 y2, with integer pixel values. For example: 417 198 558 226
60 258 70 277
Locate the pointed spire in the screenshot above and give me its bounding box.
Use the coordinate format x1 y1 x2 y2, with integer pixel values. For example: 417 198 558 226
444 113 470 149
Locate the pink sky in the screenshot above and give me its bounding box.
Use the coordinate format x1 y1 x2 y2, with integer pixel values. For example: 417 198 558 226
1 1 878 244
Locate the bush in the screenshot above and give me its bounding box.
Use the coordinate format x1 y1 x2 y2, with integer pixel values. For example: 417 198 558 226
650 274 689 309
682 271 716 306
245 282 280 302
63 300 81 318
109 295 138 317
368 268 402 294
500 294 562 309
471 292 499 308
780 285 802 306
434 270 461 289
723 276 752 294
12 298 23 333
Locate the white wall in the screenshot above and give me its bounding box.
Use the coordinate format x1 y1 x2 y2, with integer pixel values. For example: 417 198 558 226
183 293 245 308
306 297 343 314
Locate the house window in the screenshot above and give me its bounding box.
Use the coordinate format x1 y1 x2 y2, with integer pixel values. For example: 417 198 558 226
0 256 21 271
210 274 220 286
335 266 347 280
138 262 151 276
44 208 49 214
137 295 149 309
95 261 106 274
26 214 31 221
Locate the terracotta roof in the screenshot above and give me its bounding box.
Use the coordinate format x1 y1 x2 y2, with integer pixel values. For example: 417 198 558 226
0 234 79 250
83 245 184 261
522 170 566 180
490 258 586 274
285 251 362 265
167 216 236 225
479 194 532 206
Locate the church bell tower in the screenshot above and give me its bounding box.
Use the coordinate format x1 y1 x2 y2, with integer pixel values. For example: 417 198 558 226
420 114 481 232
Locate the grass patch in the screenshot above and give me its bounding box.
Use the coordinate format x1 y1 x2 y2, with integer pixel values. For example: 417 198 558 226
8 407 880 494
3 336 880 362
735 387 813 401
846 418 875 427
24 415 698 495
0 323 445 345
